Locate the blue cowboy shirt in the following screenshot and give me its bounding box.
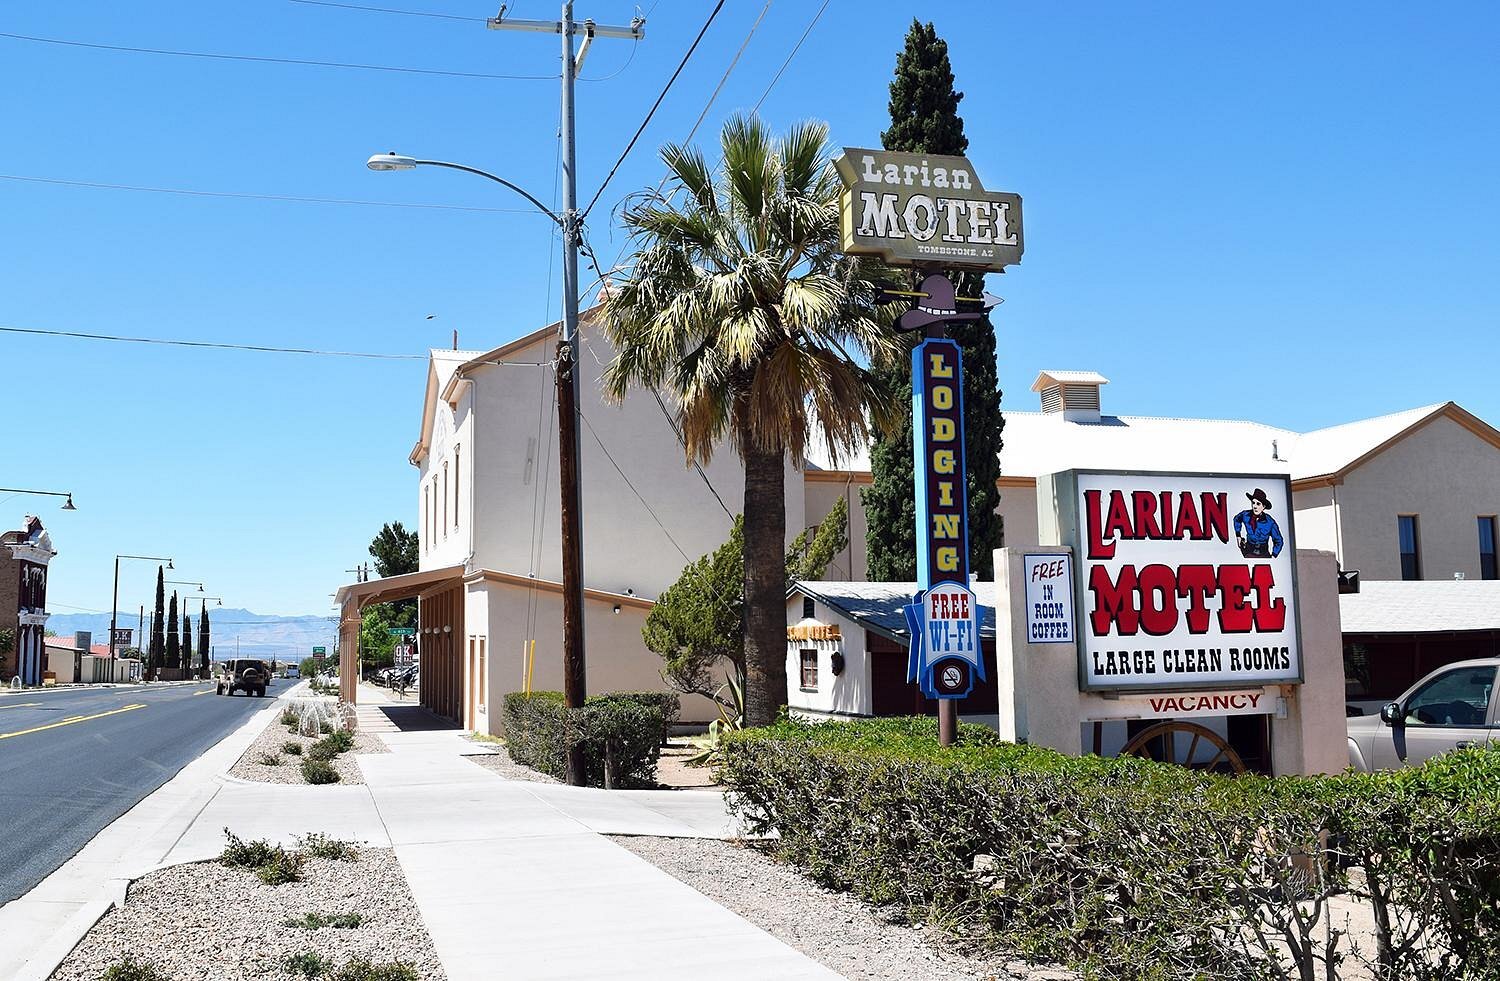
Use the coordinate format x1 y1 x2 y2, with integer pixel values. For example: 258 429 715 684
1234 510 1283 556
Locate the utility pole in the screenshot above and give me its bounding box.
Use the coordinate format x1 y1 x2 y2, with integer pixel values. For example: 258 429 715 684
489 2 644 786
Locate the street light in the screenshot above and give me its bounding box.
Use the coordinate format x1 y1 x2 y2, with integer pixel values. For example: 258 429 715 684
0 487 77 510
367 141 591 783
166 580 205 592
111 555 174 659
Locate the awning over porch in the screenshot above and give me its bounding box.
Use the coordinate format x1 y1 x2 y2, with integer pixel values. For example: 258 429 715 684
334 564 464 704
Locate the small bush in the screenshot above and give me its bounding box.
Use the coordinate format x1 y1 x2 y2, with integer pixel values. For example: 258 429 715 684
319 720 334 734
281 707 299 727
331 958 419 981
325 728 355 752
283 950 333 978
256 752 282 766
284 910 363 930
99 957 168 981
256 848 305 885
603 690 681 744
502 691 667 787
297 832 360 861
218 829 279 869
283 740 304 755
301 758 340 784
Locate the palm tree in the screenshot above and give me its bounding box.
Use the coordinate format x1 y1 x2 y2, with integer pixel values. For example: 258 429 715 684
601 114 897 726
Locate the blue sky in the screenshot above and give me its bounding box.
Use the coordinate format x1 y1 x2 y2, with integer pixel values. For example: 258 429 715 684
3 2 1497 617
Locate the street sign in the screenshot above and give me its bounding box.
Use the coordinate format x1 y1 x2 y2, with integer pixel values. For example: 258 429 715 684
312 646 326 658
388 627 416 637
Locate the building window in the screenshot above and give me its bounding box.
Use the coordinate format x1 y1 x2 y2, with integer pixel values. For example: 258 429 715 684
477 637 486 710
422 487 429 551
799 649 818 691
802 596 815 619
442 463 449 537
1480 517 1498 581
1398 515 1421 580
454 445 461 529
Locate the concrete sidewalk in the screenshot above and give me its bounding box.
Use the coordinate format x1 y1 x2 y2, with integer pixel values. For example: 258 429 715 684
6 688 841 980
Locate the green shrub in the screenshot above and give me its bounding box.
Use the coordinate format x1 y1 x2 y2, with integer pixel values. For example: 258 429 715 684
256 848 305 885
319 720 334 734
283 910 363 930
301 759 340 784
325 728 355 752
720 717 1500 981
99 957 168 981
283 740 304 756
297 832 360 861
502 690 668 787
331 959 419 981
218 829 279 869
601 690 681 744
256 751 282 766
283 950 333 978
281 707 299 727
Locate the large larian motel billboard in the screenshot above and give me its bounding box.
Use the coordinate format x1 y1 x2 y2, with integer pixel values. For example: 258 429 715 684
1046 470 1304 692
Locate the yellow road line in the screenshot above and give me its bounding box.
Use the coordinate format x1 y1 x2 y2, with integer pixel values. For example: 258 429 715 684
0 702 42 710
0 703 147 740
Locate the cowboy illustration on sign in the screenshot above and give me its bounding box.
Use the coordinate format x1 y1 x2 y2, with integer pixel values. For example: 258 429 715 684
1234 487 1284 558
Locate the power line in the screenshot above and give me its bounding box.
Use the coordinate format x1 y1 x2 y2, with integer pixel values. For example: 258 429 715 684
286 0 487 23
0 174 547 215
752 0 830 113
0 324 556 363
579 0 725 220
0 30 556 81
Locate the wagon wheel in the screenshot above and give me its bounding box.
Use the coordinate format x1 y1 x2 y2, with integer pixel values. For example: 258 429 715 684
1120 720 1247 775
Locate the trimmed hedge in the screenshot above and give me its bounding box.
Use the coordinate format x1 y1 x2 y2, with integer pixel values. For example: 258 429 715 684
502 691 674 788
721 717 1500 980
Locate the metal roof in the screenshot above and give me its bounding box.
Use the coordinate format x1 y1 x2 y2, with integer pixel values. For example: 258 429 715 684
791 580 998 642
1340 580 1500 635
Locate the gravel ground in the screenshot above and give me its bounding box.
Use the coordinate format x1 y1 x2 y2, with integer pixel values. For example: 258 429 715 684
463 743 559 784
51 847 445 981
229 705 387 786
613 836 1076 981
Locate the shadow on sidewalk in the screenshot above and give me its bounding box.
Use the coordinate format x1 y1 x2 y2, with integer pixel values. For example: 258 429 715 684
370 704 459 732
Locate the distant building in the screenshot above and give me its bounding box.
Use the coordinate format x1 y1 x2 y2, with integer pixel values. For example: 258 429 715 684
1 516 56 685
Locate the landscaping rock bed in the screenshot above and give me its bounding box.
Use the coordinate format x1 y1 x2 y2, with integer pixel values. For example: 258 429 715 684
463 742 559 784
230 701 386 786
613 836 1073 981
51 845 445 981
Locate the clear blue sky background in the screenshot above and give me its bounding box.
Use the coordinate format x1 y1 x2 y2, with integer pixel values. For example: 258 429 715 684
3 2 1497 617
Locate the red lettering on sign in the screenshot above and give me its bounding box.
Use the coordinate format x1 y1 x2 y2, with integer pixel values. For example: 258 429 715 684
1137 564 1177 636
1251 565 1286 631
1175 564 1216 634
1090 564 1139 635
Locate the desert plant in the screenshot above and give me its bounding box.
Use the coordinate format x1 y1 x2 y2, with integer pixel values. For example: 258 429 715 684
283 740 304 756
99 957 169 981
685 670 745 767
301 758 340 784
283 950 333 978
255 848 305 885
297 833 360 861
218 829 280 869
284 910 364 930
256 752 282 766
332 958 419 981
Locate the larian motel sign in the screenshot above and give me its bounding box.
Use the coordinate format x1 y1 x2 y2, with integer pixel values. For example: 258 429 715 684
834 146 1023 702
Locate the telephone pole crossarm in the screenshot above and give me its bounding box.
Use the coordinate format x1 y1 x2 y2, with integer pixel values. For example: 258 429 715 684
486 14 645 40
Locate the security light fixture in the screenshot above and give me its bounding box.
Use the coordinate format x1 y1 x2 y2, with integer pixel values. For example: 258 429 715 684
366 153 418 172
62 494 76 510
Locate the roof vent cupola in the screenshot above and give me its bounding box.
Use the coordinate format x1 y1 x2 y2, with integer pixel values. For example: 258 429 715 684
1031 370 1108 423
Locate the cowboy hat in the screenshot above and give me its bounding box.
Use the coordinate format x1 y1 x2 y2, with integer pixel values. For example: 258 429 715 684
1246 488 1273 509
896 274 984 333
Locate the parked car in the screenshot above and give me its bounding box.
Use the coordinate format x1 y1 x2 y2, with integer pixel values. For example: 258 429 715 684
1347 658 1499 771
216 659 272 697
284 665 300 679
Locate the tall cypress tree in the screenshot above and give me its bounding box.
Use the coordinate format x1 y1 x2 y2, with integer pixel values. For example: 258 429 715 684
149 567 166 677
863 19 1006 581
166 592 179 672
181 610 193 671
198 608 211 676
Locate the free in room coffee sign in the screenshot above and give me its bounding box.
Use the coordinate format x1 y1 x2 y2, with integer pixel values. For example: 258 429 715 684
1060 471 1303 692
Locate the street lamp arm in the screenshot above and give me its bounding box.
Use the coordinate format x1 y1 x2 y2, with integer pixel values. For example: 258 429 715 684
413 160 562 226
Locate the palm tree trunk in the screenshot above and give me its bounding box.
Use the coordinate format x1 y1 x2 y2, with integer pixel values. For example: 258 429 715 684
741 416 788 728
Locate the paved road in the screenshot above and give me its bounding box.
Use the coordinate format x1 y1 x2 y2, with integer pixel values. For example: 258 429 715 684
0 682 273 905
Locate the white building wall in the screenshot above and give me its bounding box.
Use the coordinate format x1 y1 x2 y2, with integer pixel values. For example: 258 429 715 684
417 364 475 572
785 595 872 719
802 476 869 582
1291 484 1340 559
998 482 1040 549
1335 416 1500 581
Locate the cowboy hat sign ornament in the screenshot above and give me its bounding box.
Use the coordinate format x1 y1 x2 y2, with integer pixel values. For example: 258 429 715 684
833 148 1023 701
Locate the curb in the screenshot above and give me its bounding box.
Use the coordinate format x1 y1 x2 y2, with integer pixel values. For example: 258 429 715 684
0 694 290 981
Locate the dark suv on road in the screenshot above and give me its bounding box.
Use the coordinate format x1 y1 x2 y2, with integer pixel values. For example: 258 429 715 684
216 659 271 697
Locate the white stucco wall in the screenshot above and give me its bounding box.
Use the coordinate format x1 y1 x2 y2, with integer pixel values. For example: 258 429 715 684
417 359 475 572
1290 484 1340 558
784 595 872 719
998 482 1040 548
802 476 870 582
451 320 803 601
1333 415 1500 581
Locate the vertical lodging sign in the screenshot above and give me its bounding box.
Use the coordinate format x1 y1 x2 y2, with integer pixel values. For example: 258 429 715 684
903 338 984 699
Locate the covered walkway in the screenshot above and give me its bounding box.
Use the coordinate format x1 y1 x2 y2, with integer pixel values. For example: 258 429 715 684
333 565 464 721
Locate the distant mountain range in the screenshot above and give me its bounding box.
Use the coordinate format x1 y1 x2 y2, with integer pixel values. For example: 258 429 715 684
45 608 337 661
